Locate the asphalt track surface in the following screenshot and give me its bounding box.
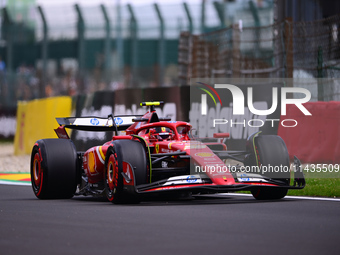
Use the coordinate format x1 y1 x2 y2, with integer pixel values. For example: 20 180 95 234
1 184 340 255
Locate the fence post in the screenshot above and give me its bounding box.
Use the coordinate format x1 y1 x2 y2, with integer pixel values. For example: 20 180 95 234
154 3 165 87
2 8 12 75
284 17 293 79
317 46 324 101
2 7 14 107
232 23 241 78
37 6 47 98
178 32 192 85
127 4 138 88
183 2 193 33
249 1 260 58
213 1 225 29
100 4 112 85
200 0 206 33
75 4 85 93
116 0 124 80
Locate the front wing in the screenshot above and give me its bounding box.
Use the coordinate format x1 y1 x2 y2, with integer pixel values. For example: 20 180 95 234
125 156 305 195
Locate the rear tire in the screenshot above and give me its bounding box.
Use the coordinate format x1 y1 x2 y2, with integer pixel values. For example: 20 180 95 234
104 140 148 204
30 139 78 199
245 135 290 200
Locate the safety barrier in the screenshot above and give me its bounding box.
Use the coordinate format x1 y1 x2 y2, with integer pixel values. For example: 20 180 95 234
278 101 340 164
14 97 72 155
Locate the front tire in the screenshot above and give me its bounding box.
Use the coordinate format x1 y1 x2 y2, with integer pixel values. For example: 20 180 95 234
245 135 290 200
30 139 78 199
251 186 288 200
104 140 148 204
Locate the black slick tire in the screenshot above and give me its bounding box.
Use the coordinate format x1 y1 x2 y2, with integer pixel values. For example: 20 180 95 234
104 140 147 204
30 139 78 199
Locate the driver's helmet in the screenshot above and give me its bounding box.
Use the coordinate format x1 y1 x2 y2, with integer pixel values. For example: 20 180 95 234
149 127 173 140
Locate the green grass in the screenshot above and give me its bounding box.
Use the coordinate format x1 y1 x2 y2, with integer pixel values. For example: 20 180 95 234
237 178 340 198
287 166 340 197
236 166 340 198
288 178 340 198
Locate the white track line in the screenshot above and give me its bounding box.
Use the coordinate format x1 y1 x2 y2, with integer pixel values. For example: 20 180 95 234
0 182 339 201
284 195 340 202
0 180 31 186
218 192 340 202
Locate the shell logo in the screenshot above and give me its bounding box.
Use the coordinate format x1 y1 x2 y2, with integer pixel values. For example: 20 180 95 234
88 151 96 174
195 152 214 158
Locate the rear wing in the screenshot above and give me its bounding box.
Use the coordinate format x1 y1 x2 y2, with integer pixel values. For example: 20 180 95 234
56 115 141 132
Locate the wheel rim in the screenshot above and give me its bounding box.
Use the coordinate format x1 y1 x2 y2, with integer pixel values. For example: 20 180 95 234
33 153 41 186
107 162 115 191
32 151 44 196
106 153 118 198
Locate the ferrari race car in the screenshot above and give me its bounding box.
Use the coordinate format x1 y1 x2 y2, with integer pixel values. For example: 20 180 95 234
31 101 305 203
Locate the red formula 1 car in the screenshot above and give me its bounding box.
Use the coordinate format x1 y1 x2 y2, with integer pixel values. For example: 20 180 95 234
30 101 305 203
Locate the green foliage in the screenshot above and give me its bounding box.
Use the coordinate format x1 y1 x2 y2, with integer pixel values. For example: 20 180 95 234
288 178 340 198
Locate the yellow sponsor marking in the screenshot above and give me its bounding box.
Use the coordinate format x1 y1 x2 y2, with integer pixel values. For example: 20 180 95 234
98 146 105 161
88 152 96 174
